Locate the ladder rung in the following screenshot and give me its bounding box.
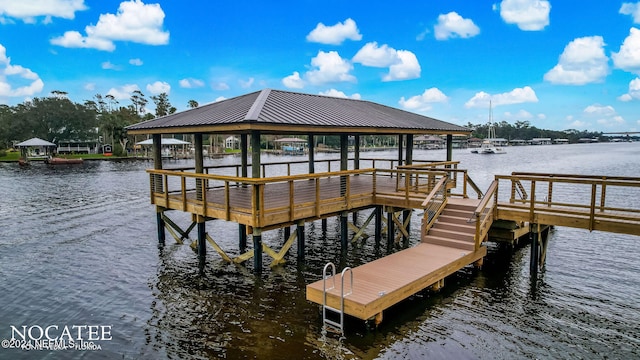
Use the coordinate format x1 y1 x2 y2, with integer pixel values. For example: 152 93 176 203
323 305 340 314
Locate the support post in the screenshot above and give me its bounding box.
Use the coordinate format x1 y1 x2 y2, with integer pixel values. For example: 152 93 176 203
374 206 382 244
156 209 165 246
239 224 247 252
387 209 395 248
340 212 349 253
297 221 305 260
153 134 164 245
405 134 413 165
530 224 539 275
284 226 291 242
194 133 204 200
197 217 206 259
253 228 262 273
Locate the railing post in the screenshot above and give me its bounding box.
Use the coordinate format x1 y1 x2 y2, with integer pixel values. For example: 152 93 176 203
529 180 536 223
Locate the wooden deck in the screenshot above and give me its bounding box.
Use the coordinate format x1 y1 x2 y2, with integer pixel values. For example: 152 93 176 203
306 198 487 322
151 170 435 229
306 242 486 321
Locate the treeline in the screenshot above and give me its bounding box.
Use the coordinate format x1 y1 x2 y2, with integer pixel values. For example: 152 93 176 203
0 90 188 155
467 120 602 142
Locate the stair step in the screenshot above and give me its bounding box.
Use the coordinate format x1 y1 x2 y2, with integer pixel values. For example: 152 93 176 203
437 214 471 225
428 227 474 242
441 208 473 219
433 221 475 234
445 202 478 212
423 235 476 251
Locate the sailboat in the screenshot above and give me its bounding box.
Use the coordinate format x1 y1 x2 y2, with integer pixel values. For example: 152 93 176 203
471 101 506 154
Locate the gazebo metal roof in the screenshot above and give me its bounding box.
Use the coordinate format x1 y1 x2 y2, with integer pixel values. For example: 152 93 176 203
15 138 56 147
126 89 470 136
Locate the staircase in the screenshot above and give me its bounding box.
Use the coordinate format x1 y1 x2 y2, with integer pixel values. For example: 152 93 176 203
423 200 478 251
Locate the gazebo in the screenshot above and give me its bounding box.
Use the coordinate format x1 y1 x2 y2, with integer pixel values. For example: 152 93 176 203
126 88 471 272
15 137 57 163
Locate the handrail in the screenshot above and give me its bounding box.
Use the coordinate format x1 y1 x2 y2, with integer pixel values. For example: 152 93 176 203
420 176 448 235
472 180 499 250
493 173 640 235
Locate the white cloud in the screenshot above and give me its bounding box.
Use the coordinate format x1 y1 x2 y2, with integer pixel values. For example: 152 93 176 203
239 77 254 89
352 42 421 81
384 50 421 81
353 42 398 67
50 0 169 51
503 109 535 120
319 89 361 99
282 71 305 89
214 96 226 102
465 86 538 108
306 18 362 45
146 81 170 95
305 51 356 85
434 12 480 40
107 84 140 100
212 82 230 91
84 82 95 91
583 104 625 127
544 36 610 85
612 28 640 75
129 58 143 66
620 2 640 23
179 78 205 88
618 77 640 101
498 0 551 31
0 44 44 97
399 88 448 111
101 61 119 70
0 0 87 23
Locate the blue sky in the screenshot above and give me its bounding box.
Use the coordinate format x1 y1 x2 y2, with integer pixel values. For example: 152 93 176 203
1 0 640 132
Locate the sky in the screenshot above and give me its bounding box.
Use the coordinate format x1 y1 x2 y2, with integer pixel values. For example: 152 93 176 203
1 0 640 133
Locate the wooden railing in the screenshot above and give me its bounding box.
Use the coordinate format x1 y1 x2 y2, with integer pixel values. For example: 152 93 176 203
398 161 483 199
420 176 449 236
494 173 640 235
472 180 498 250
147 167 444 229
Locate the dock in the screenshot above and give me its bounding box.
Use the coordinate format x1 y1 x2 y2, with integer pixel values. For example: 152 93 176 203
306 198 486 324
125 89 640 333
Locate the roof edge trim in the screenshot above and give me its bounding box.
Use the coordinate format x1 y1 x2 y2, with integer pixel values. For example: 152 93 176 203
244 88 271 121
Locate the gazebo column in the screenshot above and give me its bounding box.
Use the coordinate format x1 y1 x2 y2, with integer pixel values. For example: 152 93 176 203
251 131 262 273
353 135 360 223
403 134 413 244
446 134 453 162
340 134 349 252
153 134 165 246
308 135 315 174
194 133 206 261
398 134 404 167
239 134 248 252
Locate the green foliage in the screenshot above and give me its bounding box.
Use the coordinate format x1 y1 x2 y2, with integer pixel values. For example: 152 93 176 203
468 121 602 143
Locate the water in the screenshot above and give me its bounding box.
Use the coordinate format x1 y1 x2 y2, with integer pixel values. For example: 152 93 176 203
0 143 639 359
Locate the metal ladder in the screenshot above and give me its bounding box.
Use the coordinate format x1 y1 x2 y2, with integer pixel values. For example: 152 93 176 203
322 262 353 336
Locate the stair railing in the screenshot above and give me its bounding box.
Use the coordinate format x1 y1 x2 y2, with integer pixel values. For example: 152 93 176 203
420 176 449 236
471 180 498 250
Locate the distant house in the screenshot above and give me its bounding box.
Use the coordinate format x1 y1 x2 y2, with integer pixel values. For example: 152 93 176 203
225 136 239 149
531 138 552 145
553 138 569 144
509 139 527 146
414 135 444 149
57 140 99 154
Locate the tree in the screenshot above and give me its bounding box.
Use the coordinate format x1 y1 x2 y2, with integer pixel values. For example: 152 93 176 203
130 90 148 116
188 99 199 108
150 92 176 117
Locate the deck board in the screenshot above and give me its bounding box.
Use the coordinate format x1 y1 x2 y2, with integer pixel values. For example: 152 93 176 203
306 243 486 320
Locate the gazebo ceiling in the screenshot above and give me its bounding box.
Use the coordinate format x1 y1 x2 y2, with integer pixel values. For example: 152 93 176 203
126 88 471 136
